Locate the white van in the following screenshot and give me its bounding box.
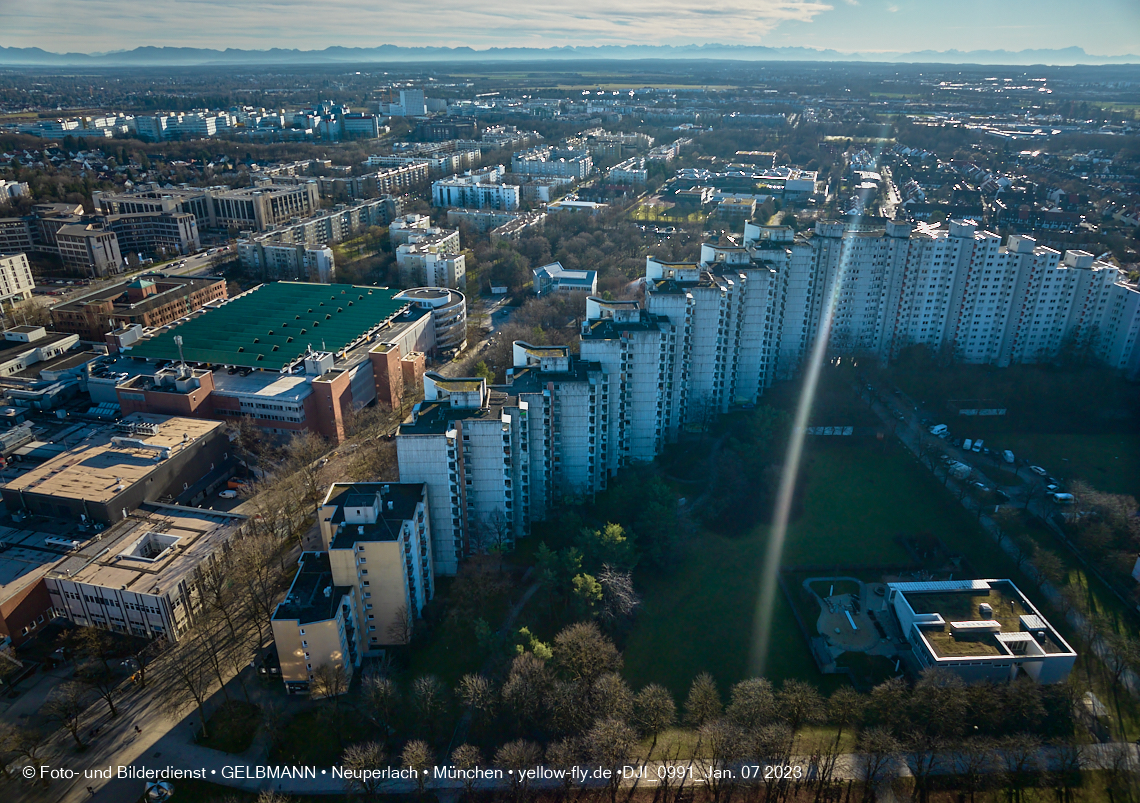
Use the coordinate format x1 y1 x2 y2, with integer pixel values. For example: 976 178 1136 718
929 424 948 436
962 438 973 451
1049 492 1075 504
972 439 984 453
218 489 238 499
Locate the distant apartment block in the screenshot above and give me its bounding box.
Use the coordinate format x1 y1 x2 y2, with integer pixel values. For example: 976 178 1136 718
0 253 36 305
365 150 480 176
237 243 335 283
0 180 29 199
608 157 648 185
432 167 520 211
396 230 465 290
511 146 593 180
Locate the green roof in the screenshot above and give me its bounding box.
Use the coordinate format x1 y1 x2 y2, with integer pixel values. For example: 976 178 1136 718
127 282 407 371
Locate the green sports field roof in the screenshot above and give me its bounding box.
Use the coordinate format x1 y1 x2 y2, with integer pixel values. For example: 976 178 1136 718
128 282 408 371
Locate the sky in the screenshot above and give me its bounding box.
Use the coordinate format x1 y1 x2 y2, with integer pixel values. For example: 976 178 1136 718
2 0 1138 57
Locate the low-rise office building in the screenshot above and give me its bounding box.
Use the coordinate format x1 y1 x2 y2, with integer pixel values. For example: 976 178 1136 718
1 414 230 524
0 326 81 377
888 579 1076 683
532 262 597 296
45 506 247 640
51 275 228 342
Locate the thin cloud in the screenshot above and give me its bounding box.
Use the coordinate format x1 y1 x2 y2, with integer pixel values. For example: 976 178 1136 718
4 0 836 51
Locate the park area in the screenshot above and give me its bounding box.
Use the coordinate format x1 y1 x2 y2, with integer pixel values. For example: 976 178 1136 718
621 436 1046 695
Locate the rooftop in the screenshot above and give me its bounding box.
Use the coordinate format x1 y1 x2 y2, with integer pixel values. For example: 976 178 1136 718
272 551 349 625
4 414 223 503
53 275 224 315
46 504 245 598
126 282 409 371
323 482 425 550
893 579 1075 660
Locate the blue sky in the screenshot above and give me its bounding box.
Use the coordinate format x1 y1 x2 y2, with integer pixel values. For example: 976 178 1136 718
3 0 1138 56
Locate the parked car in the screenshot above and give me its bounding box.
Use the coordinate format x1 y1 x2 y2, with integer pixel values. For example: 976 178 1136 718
929 424 948 436
1030 465 1048 476
1002 450 1015 464
1049 492 1075 504
962 438 973 451
972 439 984 453
218 489 238 499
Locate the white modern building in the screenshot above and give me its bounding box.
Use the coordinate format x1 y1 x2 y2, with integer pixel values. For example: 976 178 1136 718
511 147 593 180
394 225 465 290
532 262 597 296
887 579 1076 683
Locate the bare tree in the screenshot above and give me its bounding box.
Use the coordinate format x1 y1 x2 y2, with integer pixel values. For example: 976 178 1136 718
725 677 776 733
11 727 52 787
597 566 641 631
632 683 676 757
952 738 995 803
386 604 413 645
154 638 215 739
411 674 448 741
43 682 90 750
696 718 744 803
997 733 1041 803
77 664 120 719
544 738 580 802
591 672 634 723
457 673 497 734
361 670 399 741
496 739 543 803
855 727 901 803
683 671 722 727
587 718 637 803
451 744 483 801
552 621 622 684
401 740 434 796
502 652 551 733
776 678 826 735
342 741 388 799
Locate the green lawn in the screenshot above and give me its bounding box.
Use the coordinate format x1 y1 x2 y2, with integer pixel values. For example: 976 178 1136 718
1002 432 1140 498
621 438 1047 697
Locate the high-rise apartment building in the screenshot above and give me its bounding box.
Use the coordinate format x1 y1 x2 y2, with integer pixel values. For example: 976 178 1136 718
395 219 1140 576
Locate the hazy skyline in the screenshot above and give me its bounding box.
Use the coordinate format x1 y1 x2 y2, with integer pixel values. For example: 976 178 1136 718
3 0 1138 59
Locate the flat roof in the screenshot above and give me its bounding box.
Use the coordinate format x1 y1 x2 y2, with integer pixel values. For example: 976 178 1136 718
54 275 224 315
47 505 245 598
893 579 1074 660
272 551 349 625
126 282 409 371
4 414 223 503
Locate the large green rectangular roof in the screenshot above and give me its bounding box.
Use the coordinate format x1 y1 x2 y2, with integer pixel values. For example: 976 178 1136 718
127 282 408 371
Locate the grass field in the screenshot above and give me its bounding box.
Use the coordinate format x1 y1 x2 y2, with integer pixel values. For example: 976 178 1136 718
621 438 1041 697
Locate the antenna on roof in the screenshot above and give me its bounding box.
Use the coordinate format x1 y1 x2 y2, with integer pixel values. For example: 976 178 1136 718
174 334 185 372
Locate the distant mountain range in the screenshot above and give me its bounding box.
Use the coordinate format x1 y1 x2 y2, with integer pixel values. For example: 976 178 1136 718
0 43 1136 67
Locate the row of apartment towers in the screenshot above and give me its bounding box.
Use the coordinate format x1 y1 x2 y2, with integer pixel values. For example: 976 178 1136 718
397 219 1140 576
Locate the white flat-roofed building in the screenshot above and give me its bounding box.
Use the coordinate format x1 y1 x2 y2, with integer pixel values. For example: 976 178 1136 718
887 579 1076 683
432 167 520 211
608 157 648 185
532 262 597 296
